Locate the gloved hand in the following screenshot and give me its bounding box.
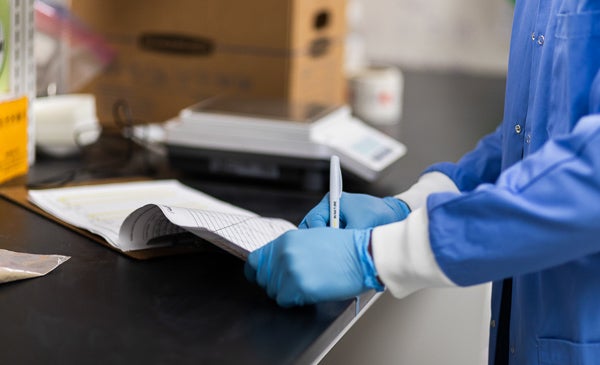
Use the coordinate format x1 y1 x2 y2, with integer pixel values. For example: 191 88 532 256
298 192 410 229
244 227 384 307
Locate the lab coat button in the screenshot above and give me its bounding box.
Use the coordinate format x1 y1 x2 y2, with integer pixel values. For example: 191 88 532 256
515 124 522 134
537 35 545 46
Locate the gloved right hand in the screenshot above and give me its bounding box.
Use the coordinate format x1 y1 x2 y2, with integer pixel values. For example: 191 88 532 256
298 192 410 229
244 227 384 307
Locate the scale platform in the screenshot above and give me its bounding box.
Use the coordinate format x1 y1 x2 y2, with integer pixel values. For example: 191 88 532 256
165 98 406 189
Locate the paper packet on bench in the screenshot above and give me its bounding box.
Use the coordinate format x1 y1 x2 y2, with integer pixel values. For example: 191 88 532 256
0 249 70 284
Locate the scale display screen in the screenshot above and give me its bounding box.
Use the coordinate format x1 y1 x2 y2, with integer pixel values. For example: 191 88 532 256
313 117 406 176
352 136 393 162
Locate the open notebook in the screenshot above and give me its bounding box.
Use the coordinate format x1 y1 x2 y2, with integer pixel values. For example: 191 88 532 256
27 180 296 260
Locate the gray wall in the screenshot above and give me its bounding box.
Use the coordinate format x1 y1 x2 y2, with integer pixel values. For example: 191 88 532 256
347 0 513 75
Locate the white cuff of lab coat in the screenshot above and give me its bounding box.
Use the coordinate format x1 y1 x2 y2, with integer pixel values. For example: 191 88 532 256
395 171 459 211
371 208 456 299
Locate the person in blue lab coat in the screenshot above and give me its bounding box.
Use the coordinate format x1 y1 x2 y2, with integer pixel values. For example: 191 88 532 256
245 1 600 363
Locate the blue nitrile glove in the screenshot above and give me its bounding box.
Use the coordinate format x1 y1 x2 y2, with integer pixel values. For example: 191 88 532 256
298 192 410 229
244 227 385 307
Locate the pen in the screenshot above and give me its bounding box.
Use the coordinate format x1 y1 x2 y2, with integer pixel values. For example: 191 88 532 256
329 155 342 228
329 156 361 314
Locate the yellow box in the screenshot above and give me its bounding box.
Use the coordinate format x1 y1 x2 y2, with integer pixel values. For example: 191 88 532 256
0 97 29 184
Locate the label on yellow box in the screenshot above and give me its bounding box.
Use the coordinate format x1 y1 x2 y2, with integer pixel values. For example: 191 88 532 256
0 97 29 184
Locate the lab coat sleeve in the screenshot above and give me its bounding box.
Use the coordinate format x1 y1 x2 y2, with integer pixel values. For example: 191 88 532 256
373 113 600 296
426 125 504 192
394 125 503 211
396 127 502 211
428 112 600 286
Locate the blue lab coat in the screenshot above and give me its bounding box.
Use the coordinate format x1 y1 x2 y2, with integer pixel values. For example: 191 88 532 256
423 1 600 363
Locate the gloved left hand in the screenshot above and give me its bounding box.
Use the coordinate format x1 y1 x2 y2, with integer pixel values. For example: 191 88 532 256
298 192 410 229
244 227 385 307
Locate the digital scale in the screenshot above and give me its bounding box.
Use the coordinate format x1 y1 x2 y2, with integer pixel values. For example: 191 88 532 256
165 98 406 190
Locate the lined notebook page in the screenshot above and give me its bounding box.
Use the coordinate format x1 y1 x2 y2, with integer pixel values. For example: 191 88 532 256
158 206 296 254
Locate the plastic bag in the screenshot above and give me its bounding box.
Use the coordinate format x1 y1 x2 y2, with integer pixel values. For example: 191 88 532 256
34 0 114 96
0 249 70 284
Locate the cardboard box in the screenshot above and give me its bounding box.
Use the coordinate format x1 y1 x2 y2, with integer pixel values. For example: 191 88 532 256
70 0 347 123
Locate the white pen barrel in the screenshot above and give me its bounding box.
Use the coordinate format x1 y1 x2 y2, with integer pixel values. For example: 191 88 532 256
329 155 342 228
